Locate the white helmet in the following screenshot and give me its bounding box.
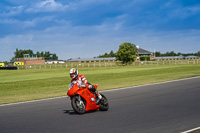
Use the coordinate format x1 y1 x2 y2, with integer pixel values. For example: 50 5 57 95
69 68 78 79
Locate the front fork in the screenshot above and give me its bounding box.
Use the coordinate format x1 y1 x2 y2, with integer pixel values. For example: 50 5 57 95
76 95 84 107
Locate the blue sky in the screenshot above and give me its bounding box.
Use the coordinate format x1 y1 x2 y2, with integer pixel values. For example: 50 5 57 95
0 0 200 61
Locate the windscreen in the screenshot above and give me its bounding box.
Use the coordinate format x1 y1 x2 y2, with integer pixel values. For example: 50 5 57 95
68 81 77 90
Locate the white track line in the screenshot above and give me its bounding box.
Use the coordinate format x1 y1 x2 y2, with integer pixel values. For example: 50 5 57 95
103 76 200 92
181 127 200 133
0 76 200 107
0 96 67 107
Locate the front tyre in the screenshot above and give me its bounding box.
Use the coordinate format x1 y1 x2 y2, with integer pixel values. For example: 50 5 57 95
99 93 109 111
71 95 86 114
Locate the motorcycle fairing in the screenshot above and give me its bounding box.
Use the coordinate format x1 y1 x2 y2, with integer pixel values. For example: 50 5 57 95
76 88 99 111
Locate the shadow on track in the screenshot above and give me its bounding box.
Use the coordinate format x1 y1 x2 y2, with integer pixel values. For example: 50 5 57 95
63 110 98 115
63 110 78 115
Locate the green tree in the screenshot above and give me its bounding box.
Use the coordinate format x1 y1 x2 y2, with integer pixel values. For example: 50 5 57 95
98 50 116 58
36 51 41 57
52 54 58 60
44 51 51 60
15 48 19 58
116 42 137 64
169 51 176 56
104 53 108 57
14 49 33 58
165 52 170 56
109 50 116 57
12 49 58 60
195 51 200 57
155 51 161 57
177 52 182 56
41 51 44 57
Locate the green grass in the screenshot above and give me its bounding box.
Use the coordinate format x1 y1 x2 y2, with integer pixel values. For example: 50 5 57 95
0 64 200 105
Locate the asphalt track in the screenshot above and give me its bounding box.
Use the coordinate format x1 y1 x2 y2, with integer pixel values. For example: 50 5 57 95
0 77 200 133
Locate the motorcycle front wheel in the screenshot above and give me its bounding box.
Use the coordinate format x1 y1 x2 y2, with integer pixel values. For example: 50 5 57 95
99 93 109 111
71 95 86 114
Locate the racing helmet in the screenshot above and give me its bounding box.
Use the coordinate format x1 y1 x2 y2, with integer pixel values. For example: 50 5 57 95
69 68 78 79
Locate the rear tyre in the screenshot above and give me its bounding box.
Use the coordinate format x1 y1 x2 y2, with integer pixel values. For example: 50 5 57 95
71 95 86 114
99 93 109 111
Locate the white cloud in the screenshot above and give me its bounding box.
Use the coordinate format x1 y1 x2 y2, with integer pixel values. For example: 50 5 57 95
166 4 200 19
1 6 23 16
26 0 69 13
0 19 18 24
136 29 200 53
186 5 200 14
51 0 113 12
23 16 56 28
0 15 55 29
0 34 33 46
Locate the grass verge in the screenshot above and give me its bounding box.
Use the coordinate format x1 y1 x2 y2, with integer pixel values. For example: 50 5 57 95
0 64 200 105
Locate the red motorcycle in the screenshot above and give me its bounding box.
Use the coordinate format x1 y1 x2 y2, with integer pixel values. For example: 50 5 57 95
67 81 109 114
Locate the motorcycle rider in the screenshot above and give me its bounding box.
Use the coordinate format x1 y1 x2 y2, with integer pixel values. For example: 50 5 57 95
69 68 102 103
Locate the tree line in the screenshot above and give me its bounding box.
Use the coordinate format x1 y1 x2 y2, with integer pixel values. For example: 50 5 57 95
98 42 200 64
99 49 200 58
155 51 200 57
9 44 200 64
11 49 58 61
98 50 116 58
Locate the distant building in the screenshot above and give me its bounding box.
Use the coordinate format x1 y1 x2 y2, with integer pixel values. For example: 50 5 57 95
137 48 152 56
136 48 153 61
66 57 116 63
15 54 45 65
45 60 65 64
155 56 199 60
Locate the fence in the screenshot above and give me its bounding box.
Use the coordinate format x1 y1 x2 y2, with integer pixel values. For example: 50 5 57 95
17 59 200 70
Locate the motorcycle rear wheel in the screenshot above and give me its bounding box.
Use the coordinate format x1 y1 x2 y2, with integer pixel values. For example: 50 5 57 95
71 95 86 114
99 93 109 111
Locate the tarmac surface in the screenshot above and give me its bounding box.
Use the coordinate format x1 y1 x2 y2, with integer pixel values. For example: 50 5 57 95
0 77 200 133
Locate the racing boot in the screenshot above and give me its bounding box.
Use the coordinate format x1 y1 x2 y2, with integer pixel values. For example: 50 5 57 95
95 91 102 104
89 85 102 104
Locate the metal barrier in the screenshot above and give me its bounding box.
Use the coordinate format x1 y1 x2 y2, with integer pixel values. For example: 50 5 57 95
0 67 18 70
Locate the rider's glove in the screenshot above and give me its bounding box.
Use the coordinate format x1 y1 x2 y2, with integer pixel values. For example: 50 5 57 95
80 84 87 88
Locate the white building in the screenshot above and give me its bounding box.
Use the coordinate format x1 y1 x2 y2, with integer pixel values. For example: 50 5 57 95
45 60 65 64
